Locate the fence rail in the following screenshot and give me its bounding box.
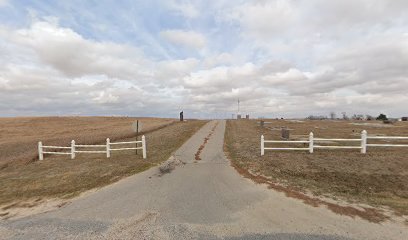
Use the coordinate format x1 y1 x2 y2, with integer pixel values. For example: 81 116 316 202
314 138 360 142
367 136 408 140
42 146 72 149
38 135 147 160
261 130 408 156
366 144 408 147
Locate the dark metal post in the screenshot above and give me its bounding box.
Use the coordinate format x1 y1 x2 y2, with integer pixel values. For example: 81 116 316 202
136 120 139 155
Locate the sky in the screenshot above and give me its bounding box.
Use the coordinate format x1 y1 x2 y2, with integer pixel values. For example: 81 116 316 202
0 0 407 119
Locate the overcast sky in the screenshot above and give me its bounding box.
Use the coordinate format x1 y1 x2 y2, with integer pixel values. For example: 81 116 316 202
0 0 407 118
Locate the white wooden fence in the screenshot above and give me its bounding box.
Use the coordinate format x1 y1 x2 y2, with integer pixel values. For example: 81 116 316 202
261 130 408 155
38 136 146 160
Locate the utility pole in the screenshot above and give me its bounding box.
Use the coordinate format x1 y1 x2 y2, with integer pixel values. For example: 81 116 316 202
237 98 240 114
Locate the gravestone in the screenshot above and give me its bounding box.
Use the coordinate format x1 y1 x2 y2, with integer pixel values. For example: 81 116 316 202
180 111 184 121
281 128 290 140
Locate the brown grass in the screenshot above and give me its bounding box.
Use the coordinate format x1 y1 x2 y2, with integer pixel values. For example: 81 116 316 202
194 122 218 161
227 154 387 223
224 119 408 217
0 119 207 212
0 117 176 168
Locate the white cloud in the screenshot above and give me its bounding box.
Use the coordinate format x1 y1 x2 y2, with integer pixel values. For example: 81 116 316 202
227 0 297 40
203 53 234 68
2 21 152 81
91 91 119 104
1 1 408 118
160 29 206 49
167 1 199 18
155 58 199 83
0 0 8 7
0 20 184 116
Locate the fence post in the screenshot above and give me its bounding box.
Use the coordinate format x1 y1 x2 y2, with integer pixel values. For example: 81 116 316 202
106 138 111 158
309 132 314 153
71 140 76 159
361 130 367 154
38 141 43 160
142 135 147 159
261 135 265 156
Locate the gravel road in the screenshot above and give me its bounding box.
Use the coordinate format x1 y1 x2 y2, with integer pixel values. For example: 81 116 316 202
1 120 407 239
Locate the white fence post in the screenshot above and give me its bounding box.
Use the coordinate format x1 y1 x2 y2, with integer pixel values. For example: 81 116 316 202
361 130 367 154
71 140 76 159
309 132 314 153
106 138 111 158
261 135 265 156
142 135 147 159
38 141 43 161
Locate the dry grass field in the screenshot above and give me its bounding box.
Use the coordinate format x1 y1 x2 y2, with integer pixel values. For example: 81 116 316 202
0 118 207 218
0 117 175 168
225 119 408 217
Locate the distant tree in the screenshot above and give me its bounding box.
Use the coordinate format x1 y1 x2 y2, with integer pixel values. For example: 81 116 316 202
342 112 349 120
376 113 388 121
307 115 328 120
330 112 336 120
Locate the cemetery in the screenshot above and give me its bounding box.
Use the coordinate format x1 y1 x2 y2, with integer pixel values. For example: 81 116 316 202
225 118 408 216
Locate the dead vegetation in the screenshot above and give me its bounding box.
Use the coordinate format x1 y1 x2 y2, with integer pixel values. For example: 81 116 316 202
0 116 175 168
159 156 184 175
194 122 218 161
224 119 408 219
0 119 207 216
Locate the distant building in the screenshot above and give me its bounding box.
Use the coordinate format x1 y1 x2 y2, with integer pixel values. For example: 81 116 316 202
237 114 249 120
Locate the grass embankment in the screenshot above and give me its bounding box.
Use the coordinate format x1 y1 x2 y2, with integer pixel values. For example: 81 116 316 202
0 117 175 168
225 119 408 218
0 120 207 214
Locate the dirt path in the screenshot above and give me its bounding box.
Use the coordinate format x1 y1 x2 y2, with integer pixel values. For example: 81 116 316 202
1 120 407 239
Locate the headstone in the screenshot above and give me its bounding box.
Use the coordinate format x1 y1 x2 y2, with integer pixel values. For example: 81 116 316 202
281 128 290 140
180 111 184 121
245 114 249 119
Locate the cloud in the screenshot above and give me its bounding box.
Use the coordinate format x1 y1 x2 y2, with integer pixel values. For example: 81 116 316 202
0 1 408 118
0 0 8 7
160 29 206 49
155 58 199 84
203 53 234 68
227 0 408 42
227 0 297 40
0 20 183 116
91 91 119 104
167 0 199 18
2 21 152 81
